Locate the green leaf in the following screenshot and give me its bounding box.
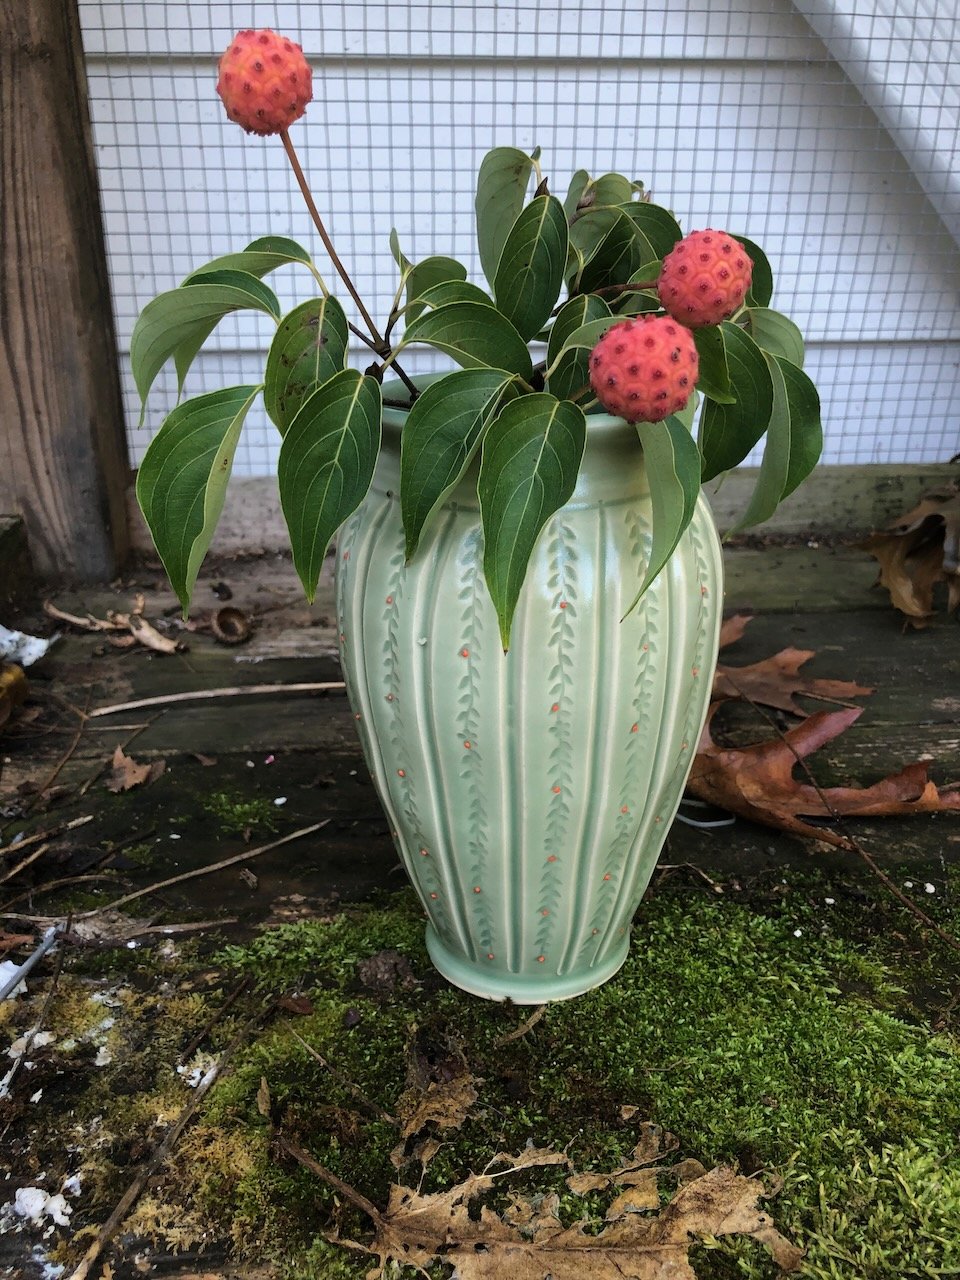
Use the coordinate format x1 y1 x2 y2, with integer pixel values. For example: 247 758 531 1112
263 296 349 434
135 385 260 612
182 236 313 281
400 368 517 558
622 415 702 617
131 272 280 408
405 256 468 324
389 228 412 274
548 315 625 372
734 235 774 308
399 302 533 379
727 353 822 532
476 147 535 286
576 209 645 295
699 322 775 481
563 169 591 218
545 294 612 401
493 195 569 340
478 394 586 649
413 280 495 311
693 326 736 404
619 202 683 260
277 370 382 602
590 173 642 205
567 206 621 285
744 308 805 367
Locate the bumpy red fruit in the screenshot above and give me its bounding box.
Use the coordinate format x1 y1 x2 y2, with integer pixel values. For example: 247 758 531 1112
588 316 699 424
216 29 313 136
657 229 753 328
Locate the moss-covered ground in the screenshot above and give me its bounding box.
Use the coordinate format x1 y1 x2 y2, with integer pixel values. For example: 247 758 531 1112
4 860 959 1280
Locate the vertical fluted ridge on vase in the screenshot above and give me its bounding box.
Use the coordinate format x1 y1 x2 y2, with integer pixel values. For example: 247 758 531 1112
336 412 723 1002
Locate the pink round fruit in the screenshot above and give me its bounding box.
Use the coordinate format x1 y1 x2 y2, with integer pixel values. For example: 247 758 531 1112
216 29 313 136
588 316 699 424
657 229 753 328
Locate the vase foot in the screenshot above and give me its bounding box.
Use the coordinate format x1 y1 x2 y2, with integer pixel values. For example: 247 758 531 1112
425 925 631 1003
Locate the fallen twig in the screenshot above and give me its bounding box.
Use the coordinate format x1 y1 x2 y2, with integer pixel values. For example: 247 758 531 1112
89 682 347 718
178 976 253 1065
278 1134 386 1226
67 1005 271 1280
0 815 94 859
70 820 331 919
289 1029 398 1124
0 874 124 918
25 695 91 810
494 1004 547 1047
0 843 50 887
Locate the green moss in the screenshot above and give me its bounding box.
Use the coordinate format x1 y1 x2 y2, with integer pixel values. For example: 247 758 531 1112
201 788 279 836
13 870 960 1279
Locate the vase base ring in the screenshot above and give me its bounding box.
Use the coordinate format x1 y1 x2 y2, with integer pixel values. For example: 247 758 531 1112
425 925 631 1003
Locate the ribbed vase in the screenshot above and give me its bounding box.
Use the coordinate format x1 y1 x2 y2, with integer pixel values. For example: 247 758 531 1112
334 405 723 1002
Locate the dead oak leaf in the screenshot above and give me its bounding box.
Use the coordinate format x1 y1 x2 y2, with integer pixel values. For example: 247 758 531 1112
860 483 960 626
714 647 874 714
567 1123 678 1194
105 745 166 793
298 1144 800 1280
689 704 960 848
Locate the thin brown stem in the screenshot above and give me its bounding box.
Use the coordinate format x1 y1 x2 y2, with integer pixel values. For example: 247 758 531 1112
280 130 384 347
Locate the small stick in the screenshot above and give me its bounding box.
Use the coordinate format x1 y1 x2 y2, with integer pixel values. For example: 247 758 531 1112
289 1029 397 1124
0 874 123 917
178 975 253 1065
67 1007 269 1280
0 843 49 887
278 1134 386 1226
89 681 346 719
656 863 725 894
494 1004 547 1047
25 699 89 810
68 821 331 919
0 815 93 859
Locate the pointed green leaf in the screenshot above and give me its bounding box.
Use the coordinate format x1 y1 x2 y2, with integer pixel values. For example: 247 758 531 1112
413 280 495 311
567 206 621 286
132 273 280 408
263 296 349 434
563 169 591 218
699 322 775 481
277 370 382 602
547 315 625 374
135 385 260 612
727 353 822 532
735 235 774 308
478 394 586 649
545 294 612 401
744 308 805 367
493 195 568 340
476 147 535 286
577 209 645 295
693 326 736 404
623 415 702 617
389 228 412 273
400 368 517 558
405 256 468 324
182 236 313 281
620 202 683 260
399 302 533 379
590 173 642 205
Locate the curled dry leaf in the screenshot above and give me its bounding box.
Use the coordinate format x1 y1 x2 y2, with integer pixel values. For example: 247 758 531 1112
689 704 960 848
210 606 253 645
289 1140 801 1279
859 482 960 626
105 745 166 793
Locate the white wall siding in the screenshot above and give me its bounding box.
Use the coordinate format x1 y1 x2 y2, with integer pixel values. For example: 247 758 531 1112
80 0 960 472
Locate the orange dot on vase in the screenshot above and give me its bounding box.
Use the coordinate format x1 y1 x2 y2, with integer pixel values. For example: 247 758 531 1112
630 723 639 733
397 769 406 778
620 806 629 815
547 855 557 863
430 892 438 899
537 955 546 963
460 647 469 658
487 953 495 960
464 740 472 750
603 873 611 881
551 703 560 713
385 595 393 605
473 886 481 894
541 908 549 916
419 848 429 857
552 785 561 794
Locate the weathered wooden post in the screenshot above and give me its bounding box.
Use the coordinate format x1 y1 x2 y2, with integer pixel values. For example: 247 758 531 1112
0 0 130 581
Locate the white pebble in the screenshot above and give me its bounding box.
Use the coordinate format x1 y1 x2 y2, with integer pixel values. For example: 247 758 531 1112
904 880 914 889
273 796 287 806
169 833 181 840
824 897 835 905
924 883 936 894
793 928 803 937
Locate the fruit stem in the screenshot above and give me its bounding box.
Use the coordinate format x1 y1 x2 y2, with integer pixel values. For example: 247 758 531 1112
280 129 419 403
279 129 384 347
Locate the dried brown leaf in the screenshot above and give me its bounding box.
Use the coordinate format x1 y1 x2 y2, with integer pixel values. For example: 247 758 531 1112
566 1124 677 1194
714 648 873 714
719 613 753 649
256 1076 271 1118
689 704 960 847
860 484 960 624
105 746 166 793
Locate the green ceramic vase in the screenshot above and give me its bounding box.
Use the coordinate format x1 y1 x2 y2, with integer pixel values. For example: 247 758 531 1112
334 402 723 1002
